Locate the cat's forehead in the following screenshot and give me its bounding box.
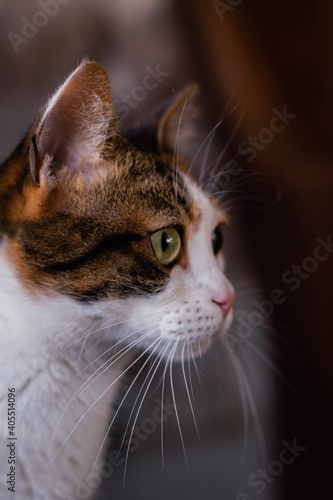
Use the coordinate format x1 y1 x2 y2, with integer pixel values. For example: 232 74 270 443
50 145 196 232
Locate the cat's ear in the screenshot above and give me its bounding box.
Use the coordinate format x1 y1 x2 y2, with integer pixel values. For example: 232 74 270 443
122 84 200 159
29 60 116 185
156 84 200 157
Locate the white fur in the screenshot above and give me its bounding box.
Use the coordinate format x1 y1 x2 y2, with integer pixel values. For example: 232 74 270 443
0 181 234 499
0 242 134 499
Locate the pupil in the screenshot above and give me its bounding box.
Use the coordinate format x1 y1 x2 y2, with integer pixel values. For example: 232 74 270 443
212 227 223 254
161 232 171 253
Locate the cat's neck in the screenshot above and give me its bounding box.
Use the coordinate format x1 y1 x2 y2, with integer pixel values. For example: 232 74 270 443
0 241 133 499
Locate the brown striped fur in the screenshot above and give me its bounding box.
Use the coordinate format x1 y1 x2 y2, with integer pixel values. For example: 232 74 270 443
0 61 199 301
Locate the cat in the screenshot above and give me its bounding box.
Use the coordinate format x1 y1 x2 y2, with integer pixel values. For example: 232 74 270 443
0 60 235 500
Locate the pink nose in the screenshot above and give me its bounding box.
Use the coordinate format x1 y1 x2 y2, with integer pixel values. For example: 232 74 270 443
213 290 235 318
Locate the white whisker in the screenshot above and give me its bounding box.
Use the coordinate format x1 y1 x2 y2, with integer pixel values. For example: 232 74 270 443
49 330 154 456
121 340 168 491
88 336 165 480
173 97 188 199
118 339 168 453
223 341 250 463
50 334 159 464
187 340 195 402
24 311 165 408
224 340 266 463
181 342 200 440
181 117 228 199
62 325 151 389
190 343 202 388
170 342 189 470
199 107 244 193
161 340 174 468
245 338 308 410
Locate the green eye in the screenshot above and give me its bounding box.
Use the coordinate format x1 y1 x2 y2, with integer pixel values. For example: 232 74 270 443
151 227 181 266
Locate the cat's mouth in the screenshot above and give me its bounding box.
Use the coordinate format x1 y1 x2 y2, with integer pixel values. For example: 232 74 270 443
162 318 232 362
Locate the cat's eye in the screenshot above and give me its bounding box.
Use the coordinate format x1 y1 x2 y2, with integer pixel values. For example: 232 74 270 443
211 226 224 255
151 227 181 266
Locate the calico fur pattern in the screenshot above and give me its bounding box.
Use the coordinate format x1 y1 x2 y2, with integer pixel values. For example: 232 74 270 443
0 61 234 499
1 135 192 301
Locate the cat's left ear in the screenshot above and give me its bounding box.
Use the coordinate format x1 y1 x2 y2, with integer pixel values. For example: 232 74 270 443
123 84 200 160
156 84 200 158
29 60 116 185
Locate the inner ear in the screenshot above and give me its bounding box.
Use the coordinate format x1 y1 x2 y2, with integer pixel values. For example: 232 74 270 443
30 60 117 185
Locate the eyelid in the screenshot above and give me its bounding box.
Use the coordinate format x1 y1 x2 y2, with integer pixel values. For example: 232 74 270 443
149 224 183 236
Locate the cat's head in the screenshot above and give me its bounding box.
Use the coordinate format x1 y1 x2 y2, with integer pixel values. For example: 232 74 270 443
0 60 234 360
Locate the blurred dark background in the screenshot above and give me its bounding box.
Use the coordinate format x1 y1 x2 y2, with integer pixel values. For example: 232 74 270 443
1 0 332 499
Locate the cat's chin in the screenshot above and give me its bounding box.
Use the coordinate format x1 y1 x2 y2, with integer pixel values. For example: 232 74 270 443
161 330 224 362
163 335 214 363
167 311 234 361
189 335 214 358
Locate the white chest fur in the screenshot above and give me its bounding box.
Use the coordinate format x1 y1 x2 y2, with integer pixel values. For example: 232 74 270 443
0 245 131 500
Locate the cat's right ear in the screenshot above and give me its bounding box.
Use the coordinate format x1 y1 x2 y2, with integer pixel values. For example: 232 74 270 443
29 60 117 186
